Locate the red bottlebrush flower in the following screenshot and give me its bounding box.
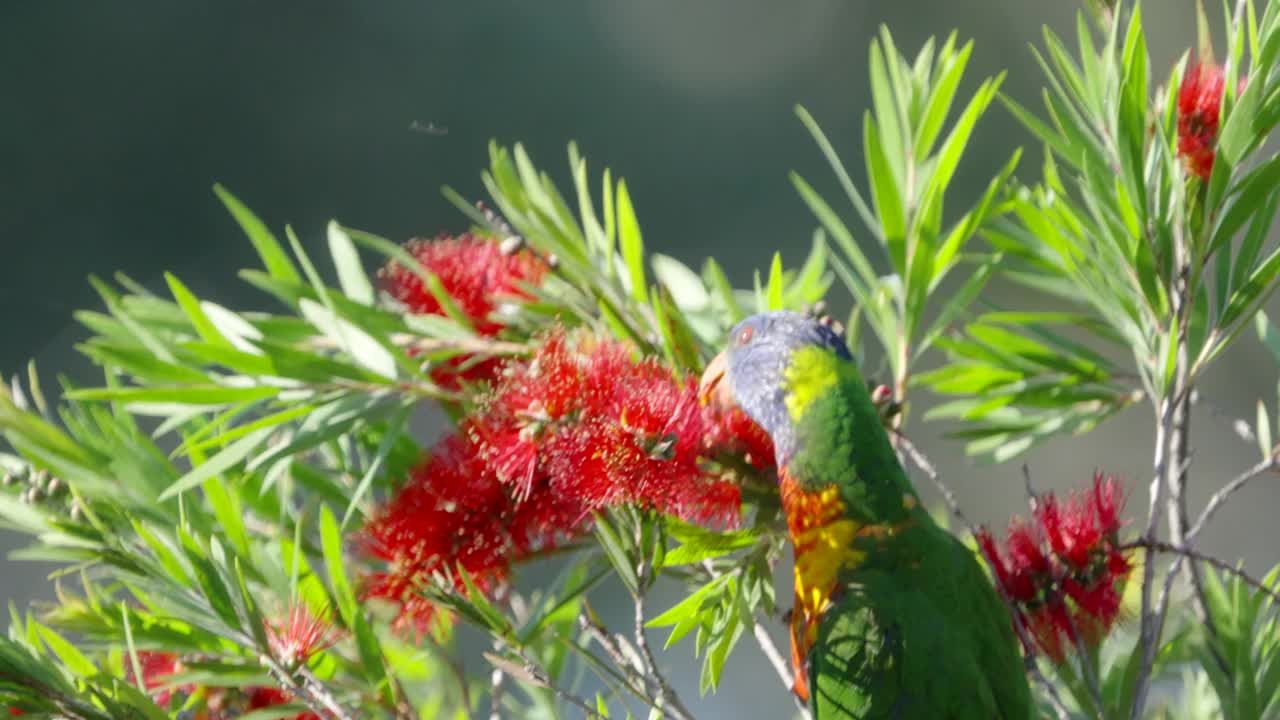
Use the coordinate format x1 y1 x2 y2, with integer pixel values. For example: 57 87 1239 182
244 686 321 720
1177 59 1245 179
474 329 742 525
703 405 776 472
360 328 744 635
124 651 187 707
978 473 1133 663
379 232 548 388
360 434 516 634
381 233 547 335
266 604 339 668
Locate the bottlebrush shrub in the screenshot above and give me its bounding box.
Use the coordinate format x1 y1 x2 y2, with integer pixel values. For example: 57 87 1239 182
5 3 1280 719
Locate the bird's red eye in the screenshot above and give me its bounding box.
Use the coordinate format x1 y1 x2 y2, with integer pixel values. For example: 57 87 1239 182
737 326 754 345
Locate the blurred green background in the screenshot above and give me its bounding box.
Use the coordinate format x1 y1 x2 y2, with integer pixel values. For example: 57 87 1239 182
2 2 1275 717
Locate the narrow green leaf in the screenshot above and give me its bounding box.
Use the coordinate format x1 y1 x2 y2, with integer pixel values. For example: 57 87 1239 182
652 254 711 312
616 179 648 304
766 253 784 310
34 624 96 677
327 221 374 305
319 505 356 622
159 427 272 501
794 105 880 237
213 184 300 284
864 114 907 271
65 385 280 406
298 299 398 380
164 273 231 348
341 403 411 529
915 40 974 157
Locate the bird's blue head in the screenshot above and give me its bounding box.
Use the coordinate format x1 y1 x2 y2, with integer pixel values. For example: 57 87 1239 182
699 311 852 465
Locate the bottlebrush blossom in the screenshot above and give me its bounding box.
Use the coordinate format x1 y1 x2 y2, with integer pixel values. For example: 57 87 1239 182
360 433 518 634
243 687 321 720
472 328 742 525
977 473 1132 663
379 232 548 387
360 328 743 633
265 604 339 669
703 405 776 473
124 651 187 707
1177 59 1244 179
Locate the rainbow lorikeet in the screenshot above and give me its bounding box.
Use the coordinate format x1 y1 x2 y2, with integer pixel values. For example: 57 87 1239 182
699 311 1032 719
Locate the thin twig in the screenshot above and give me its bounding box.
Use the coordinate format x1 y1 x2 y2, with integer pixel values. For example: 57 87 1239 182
1166 367 1221 663
1130 394 1173 719
633 522 696 720
1124 539 1280 604
1186 456 1280 543
488 650 607 720
633 592 695 720
751 617 813 720
308 332 529 357
261 661 357 720
892 430 969 527
895 432 1072 720
490 640 505 720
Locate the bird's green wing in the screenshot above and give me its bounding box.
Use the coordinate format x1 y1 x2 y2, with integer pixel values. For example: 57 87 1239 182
809 533 1031 720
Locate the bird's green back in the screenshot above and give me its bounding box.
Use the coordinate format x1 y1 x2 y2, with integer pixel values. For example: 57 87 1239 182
781 346 1032 719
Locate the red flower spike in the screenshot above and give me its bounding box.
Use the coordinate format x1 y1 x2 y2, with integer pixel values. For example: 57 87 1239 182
704 406 776 472
361 327 745 637
124 651 188 707
244 686 321 720
359 434 516 634
380 233 547 335
1177 59 1246 179
266 604 339 668
979 473 1133 663
379 233 548 388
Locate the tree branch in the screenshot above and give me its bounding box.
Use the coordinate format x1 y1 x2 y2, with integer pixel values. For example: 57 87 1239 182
1123 539 1280 605
1129 385 1174 719
633 523 696 720
484 650 606 720
1186 456 1279 543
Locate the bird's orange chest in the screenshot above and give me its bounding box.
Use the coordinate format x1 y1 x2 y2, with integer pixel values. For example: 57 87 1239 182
779 472 866 700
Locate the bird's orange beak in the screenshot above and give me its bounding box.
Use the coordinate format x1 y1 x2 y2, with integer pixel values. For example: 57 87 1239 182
698 351 737 411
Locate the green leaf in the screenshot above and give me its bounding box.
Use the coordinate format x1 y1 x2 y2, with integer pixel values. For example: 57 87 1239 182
651 254 710 312
616 179 648 304
766 253 785 310
662 532 758 567
648 573 733 628
327 220 374 305
319 505 356 622
34 624 97 678
159 427 273 501
213 184 300 284
864 114 907 270
794 105 879 236
298 299 399 380
64 385 281 406
593 513 640 595
915 38 974 157
164 273 232 348
341 403 411 529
